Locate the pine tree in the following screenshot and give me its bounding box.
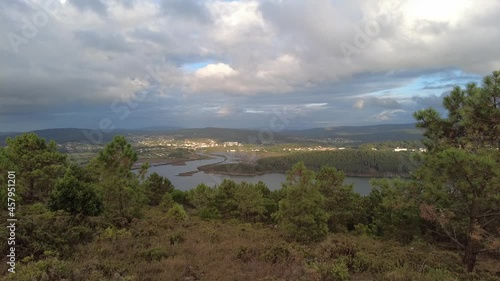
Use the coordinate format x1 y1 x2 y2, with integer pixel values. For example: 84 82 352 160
3 133 67 202
275 162 328 242
413 71 500 272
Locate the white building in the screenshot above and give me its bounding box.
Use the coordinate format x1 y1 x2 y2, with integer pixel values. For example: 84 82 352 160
223 142 241 147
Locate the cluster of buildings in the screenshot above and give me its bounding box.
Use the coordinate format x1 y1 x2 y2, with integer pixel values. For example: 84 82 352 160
282 146 340 152
135 136 241 149
58 142 101 153
394 147 427 152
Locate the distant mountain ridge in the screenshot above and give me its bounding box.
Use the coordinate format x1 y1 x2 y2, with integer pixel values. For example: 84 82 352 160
0 128 136 146
0 123 422 146
282 123 422 142
0 127 264 146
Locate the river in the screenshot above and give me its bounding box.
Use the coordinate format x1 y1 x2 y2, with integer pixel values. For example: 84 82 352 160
141 154 374 196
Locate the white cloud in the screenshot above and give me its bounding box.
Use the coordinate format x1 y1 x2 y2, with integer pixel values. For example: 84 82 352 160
370 109 406 121
195 63 237 78
1 0 499 130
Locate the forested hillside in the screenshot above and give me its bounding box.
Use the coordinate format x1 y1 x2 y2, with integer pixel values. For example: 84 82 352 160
200 150 419 177
257 150 418 177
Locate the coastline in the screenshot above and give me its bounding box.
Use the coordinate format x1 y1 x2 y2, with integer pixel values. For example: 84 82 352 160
133 151 410 179
131 153 213 170
197 163 410 178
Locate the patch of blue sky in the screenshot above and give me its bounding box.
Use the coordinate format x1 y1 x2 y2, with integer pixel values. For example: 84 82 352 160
393 69 482 98
181 61 215 72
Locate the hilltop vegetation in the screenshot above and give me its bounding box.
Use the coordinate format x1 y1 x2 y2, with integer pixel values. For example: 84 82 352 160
0 71 499 280
201 149 419 177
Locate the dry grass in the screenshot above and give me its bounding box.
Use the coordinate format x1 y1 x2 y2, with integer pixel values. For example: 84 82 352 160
2 207 499 281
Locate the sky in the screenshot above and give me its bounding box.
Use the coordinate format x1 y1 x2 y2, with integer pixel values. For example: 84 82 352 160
1 0 499 132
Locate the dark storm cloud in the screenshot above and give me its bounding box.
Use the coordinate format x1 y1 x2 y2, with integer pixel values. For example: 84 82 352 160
1 0 500 132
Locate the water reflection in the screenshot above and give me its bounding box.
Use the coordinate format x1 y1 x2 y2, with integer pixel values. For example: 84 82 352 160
139 155 373 196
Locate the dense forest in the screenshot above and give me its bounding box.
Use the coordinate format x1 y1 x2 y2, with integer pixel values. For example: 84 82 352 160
200 150 419 177
0 71 499 280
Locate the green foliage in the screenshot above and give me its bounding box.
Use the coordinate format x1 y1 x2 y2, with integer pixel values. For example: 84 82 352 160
234 182 266 222
214 179 239 217
171 189 187 204
316 166 363 232
198 207 222 220
6 207 498 280
188 183 217 210
9 209 98 260
137 162 150 180
166 203 188 222
97 135 137 173
93 136 147 225
363 178 421 243
0 147 13 202
413 71 500 272
144 172 174 206
325 258 350 281
2 133 67 202
5 257 71 281
275 162 329 243
159 192 174 212
256 149 418 177
99 175 146 225
137 247 171 261
98 226 132 241
48 165 103 217
186 180 277 222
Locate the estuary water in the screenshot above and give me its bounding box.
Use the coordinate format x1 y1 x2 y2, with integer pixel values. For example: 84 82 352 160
141 155 373 196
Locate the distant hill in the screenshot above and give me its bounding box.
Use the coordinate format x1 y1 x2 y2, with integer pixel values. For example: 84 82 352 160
282 123 423 143
135 126 183 132
0 128 140 146
0 127 269 146
0 124 423 146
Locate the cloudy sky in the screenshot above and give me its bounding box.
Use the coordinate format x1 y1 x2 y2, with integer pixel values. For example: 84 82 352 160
1 0 499 132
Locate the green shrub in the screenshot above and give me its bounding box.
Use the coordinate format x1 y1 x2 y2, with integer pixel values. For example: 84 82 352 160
6 258 71 281
350 252 371 273
48 172 103 217
98 226 132 241
144 172 174 206
198 207 221 220
171 189 187 204
166 203 188 222
274 163 329 243
310 259 350 281
14 210 97 259
330 258 350 281
160 192 174 212
138 247 171 261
